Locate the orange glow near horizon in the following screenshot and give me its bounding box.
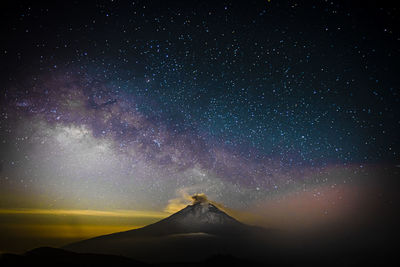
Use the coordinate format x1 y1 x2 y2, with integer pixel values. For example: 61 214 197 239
0 208 169 218
0 208 171 253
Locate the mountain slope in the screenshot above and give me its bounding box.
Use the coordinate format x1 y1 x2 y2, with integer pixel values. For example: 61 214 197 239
133 201 248 235
63 202 268 262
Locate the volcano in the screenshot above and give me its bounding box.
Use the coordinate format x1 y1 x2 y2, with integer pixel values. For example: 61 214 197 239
4 201 391 266
63 201 269 263
134 201 248 235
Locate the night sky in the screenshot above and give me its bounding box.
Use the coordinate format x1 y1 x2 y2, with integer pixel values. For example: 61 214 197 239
0 1 399 253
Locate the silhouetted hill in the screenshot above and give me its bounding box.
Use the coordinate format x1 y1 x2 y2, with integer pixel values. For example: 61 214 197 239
0 247 145 266
0 247 261 267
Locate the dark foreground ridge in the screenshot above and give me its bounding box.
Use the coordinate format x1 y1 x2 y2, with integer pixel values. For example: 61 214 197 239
0 247 259 267
0 247 143 267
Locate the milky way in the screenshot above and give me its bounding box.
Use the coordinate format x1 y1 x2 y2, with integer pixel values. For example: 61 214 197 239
1 71 334 209
0 1 399 251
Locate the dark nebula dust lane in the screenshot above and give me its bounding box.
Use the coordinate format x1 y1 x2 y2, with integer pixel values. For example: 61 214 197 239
0 0 399 254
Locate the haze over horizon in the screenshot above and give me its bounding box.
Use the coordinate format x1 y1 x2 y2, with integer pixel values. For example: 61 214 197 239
0 1 398 254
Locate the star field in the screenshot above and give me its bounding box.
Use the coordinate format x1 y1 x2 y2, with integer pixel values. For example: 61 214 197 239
0 1 399 252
